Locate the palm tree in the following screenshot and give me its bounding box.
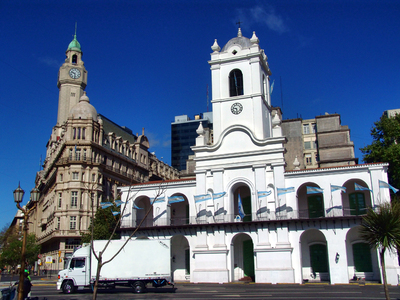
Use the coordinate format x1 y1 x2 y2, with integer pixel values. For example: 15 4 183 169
360 202 400 300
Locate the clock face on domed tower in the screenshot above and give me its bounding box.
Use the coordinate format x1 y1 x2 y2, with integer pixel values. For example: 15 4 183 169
69 68 81 79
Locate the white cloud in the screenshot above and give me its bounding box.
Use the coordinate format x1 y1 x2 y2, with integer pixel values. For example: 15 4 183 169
38 57 61 68
250 6 288 34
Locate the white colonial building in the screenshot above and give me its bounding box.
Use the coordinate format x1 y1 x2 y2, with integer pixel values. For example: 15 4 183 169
119 28 399 285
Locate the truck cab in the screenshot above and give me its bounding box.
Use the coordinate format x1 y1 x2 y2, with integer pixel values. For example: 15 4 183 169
57 245 90 293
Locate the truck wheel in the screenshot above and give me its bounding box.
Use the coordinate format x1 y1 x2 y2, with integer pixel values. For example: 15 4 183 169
62 280 75 294
132 281 145 293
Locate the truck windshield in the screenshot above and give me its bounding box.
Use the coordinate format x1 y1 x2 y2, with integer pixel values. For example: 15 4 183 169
70 258 85 269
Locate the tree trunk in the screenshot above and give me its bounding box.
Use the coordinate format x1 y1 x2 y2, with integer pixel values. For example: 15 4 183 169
380 248 390 300
92 254 102 300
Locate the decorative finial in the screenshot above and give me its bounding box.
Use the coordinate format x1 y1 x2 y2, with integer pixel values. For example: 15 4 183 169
250 31 259 44
211 39 221 52
236 20 242 37
75 22 77 38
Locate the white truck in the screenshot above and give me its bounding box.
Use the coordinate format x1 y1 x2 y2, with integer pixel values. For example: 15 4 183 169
57 239 173 294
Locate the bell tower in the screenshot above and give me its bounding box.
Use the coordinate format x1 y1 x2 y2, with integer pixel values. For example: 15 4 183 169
57 32 88 125
209 28 272 142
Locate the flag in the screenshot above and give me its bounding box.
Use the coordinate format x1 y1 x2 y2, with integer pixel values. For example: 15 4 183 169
257 191 272 198
354 183 372 192
238 193 245 219
112 211 120 216
99 202 112 209
307 186 323 194
150 196 165 203
212 192 226 200
277 187 295 196
114 200 123 207
133 203 143 210
379 180 399 193
168 195 185 203
331 185 346 193
194 194 211 203
270 80 275 95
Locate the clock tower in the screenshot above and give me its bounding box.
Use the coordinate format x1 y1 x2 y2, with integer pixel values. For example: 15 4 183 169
56 33 88 125
208 28 272 142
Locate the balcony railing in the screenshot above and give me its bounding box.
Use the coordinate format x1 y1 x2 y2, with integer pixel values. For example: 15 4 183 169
120 208 370 228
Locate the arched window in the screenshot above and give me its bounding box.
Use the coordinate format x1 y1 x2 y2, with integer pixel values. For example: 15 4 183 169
72 54 77 64
229 69 244 97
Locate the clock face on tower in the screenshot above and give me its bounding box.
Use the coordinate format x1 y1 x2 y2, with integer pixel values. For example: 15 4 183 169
69 68 81 79
231 102 243 115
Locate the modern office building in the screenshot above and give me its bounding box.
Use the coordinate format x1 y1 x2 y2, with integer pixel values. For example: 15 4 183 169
119 28 398 285
171 112 213 171
282 113 358 170
28 34 178 272
384 108 400 118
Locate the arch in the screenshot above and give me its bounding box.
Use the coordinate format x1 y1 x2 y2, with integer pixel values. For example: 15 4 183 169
300 229 330 282
72 54 77 64
228 179 254 222
345 226 379 282
297 183 324 219
134 196 153 227
169 193 189 225
229 69 244 96
342 179 372 216
231 233 254 282
171 235 190 282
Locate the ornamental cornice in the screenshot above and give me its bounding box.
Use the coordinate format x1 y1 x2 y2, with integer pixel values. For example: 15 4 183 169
192 124 286 154
284 162 389 177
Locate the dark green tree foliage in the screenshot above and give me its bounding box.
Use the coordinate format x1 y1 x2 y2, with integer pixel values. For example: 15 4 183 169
360 202 400 300
81 206 120 244
361 114 400 191
0 233 41 268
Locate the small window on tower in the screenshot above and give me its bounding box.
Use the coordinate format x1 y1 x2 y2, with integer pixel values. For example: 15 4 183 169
72 54 77 64
229 69 244 97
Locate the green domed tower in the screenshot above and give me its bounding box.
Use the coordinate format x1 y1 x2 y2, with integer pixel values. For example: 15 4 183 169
57 31 88 126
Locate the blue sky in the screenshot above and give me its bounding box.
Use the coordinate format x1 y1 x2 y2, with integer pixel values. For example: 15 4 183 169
0 0 399 229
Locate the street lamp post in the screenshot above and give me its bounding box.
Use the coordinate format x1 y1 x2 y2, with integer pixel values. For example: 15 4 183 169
13 183 40 300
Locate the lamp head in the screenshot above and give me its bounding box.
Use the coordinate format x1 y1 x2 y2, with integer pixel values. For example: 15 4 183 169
30 187 40 203
13 183 25 204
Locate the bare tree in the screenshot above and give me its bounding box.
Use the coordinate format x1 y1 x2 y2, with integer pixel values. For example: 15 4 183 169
88 183 166 300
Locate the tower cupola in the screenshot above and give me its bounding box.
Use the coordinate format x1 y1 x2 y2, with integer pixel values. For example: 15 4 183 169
67 34 82 53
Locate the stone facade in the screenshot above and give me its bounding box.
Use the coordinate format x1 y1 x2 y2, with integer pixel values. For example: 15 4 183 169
28 35 178 272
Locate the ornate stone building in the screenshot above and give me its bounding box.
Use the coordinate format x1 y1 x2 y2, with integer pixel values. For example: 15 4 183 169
30 34 178 271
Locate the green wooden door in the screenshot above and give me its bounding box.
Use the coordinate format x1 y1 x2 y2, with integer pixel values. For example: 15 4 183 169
308 195 324 218
243 196 252 222
352 243 372 272
185 249 190 274
349 193 366 215
310 244 329 273
243 239 254 279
